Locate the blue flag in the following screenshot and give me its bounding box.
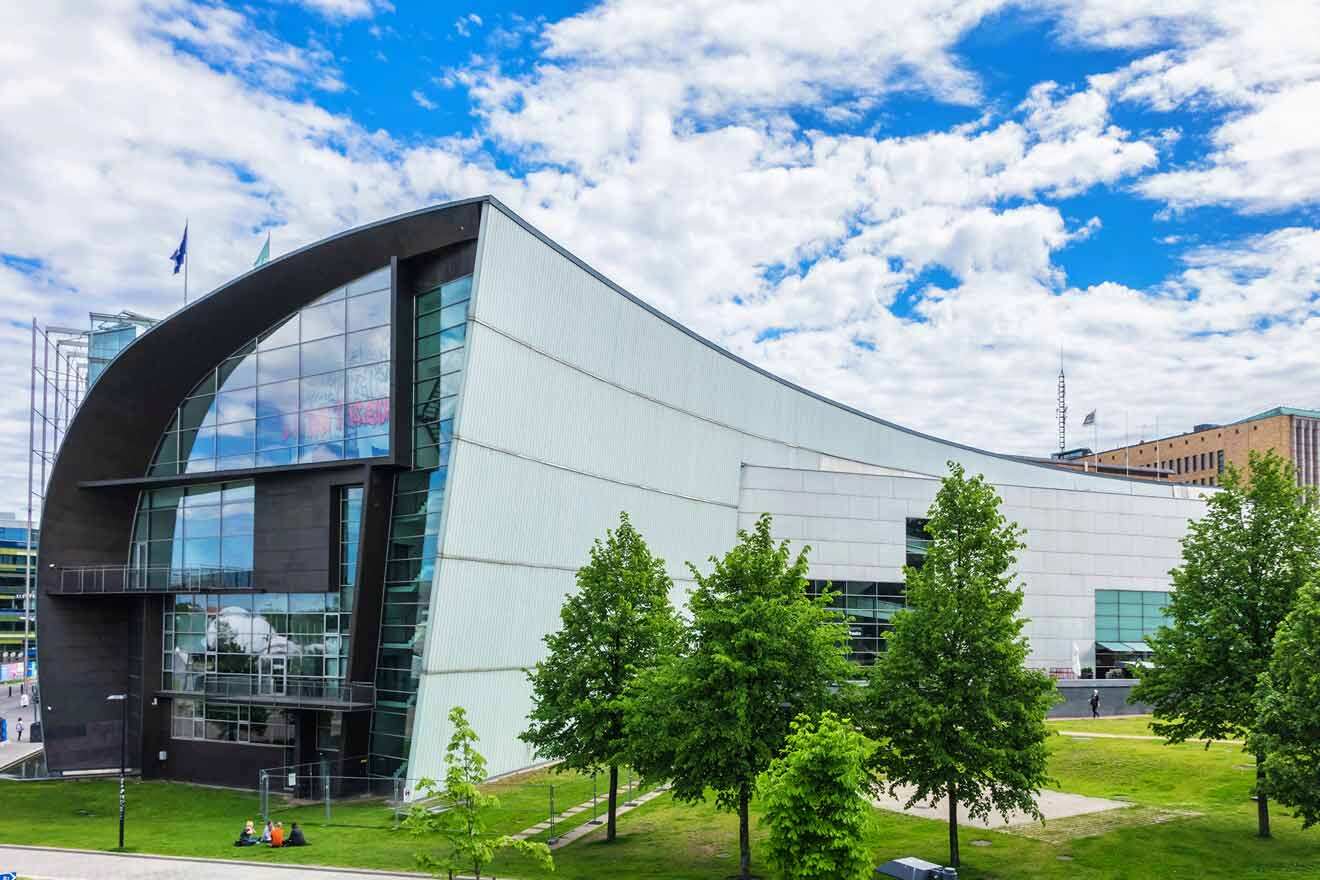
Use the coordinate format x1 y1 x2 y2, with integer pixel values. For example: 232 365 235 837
170 222 188 274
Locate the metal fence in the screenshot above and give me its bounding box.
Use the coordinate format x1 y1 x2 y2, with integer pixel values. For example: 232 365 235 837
255 761 654 837
163 673 374 708
53 564 256 594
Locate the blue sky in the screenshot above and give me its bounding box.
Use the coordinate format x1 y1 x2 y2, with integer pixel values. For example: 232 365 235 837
1 0 1319 513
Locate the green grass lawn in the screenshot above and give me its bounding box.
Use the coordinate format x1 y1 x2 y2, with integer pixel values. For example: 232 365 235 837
1 719 1317 879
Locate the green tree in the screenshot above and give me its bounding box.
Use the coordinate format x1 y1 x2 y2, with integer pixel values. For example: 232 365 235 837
1133 449 1320 838
862 462 1056 869
626 514 852 880
405 706 553 880
1251 578 1320 829
759 711 875 880
520 512 681 841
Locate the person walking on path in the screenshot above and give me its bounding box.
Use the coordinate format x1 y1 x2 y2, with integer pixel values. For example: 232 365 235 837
1089 689 1101 719
15 717 22 742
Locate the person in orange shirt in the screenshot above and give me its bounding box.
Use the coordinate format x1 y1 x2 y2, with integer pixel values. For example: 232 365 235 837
270 821 285 847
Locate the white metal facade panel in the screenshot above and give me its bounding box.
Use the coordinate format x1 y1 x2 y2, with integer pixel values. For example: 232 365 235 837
743 465 1203 671
408 201 1211 781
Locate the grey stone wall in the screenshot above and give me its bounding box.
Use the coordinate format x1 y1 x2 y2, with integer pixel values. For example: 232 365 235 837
1050 679 1150 718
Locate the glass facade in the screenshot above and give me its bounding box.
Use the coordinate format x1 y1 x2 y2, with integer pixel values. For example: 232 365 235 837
148 267 392 476
171 698 295 747
130 482 254 587
806 580 906 666
369 273 472 777
163 592 351 691
905 517 931 570
1094 589 1170 649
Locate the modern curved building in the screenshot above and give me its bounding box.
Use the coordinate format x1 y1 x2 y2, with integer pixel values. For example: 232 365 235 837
37 197 1208 788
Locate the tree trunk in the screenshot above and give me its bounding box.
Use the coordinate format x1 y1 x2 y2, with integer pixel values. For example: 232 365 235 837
607 764 619 842
1256 758 1271 839
947 781 960 868
738 786 752 879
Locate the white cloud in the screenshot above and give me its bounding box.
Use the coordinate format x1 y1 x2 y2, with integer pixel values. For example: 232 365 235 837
1 0 1319 520
1061 0 1320 212
455 12 483 37
293 0 392 21
411 89 437 110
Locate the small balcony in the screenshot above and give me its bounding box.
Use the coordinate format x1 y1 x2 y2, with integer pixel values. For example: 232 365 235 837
49 564 259 596
159 672 374 710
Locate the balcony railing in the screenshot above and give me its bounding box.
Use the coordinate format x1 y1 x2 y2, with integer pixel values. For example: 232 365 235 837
51 564 258 595
160 672 374 709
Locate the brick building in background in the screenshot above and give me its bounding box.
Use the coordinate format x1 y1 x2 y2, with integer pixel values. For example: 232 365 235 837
1080 407 1320 487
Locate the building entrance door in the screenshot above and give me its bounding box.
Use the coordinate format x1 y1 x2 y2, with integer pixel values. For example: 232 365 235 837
258 656 288 696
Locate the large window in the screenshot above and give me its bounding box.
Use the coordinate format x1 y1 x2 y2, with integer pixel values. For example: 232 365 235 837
163 592 350 692
1094 589 1169 648
905 518 931 570
807 580 906 666
171 698 294 747
149 267 392 476
131 481 254 587
370 273 471 778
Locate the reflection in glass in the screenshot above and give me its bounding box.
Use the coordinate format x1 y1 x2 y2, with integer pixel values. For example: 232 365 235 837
148 267 392 476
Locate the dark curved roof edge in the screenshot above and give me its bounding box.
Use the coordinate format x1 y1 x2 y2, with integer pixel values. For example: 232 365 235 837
99 194 1156 488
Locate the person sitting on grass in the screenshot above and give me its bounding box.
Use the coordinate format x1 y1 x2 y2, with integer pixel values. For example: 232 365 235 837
234 820 257 847
260 820 273 844
287 822 308 846
270 821 285 848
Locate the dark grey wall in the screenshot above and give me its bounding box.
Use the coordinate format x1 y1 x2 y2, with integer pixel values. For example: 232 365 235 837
37 596 134 770
1050 679 1151 718
159 733 295 789
37 200 482 776
254 467 368 593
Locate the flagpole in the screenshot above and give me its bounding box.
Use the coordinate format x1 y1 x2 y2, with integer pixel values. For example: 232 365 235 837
183 217 189 305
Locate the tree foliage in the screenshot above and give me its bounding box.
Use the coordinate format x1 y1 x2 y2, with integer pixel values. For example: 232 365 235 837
626 513 852 880
759 711 875 880
1251 578 1320 829
405 706 553 879
861 462 1056 869
1133 449 1320 838
520 512 681 841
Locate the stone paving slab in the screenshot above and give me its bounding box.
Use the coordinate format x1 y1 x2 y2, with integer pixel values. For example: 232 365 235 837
509 783 671 848
872 787 1130 829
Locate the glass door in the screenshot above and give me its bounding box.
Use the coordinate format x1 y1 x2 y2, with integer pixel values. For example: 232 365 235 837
258 655 288 696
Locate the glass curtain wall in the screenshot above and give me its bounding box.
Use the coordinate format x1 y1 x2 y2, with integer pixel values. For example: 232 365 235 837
130 481 254 587
369 274 472 777
148 267 392 476
807 580 906 666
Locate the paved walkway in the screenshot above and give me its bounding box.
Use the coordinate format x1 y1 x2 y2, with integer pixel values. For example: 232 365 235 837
0 740 43 772
1056 730 1244 745
872 787 1130 829
510 783 671 849
0 845 435 880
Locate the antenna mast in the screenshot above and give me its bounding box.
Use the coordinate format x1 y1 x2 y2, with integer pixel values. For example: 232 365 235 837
1056 354 1067 452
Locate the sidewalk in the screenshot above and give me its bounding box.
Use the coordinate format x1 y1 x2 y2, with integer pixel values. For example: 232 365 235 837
1056 731 1245 745
0 845 436 880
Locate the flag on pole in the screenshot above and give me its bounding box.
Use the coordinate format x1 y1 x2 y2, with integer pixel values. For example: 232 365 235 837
170 222 188 274
253 231 270 268
1082 409 1096 426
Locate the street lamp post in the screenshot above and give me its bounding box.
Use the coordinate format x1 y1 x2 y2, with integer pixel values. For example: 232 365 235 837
106 693 127 849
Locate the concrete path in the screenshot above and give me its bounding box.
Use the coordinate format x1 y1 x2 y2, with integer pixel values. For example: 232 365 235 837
872 787 1130 829
1056 730 1244 745
510 783 670 849
0 739 43 772
0 845 435 880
